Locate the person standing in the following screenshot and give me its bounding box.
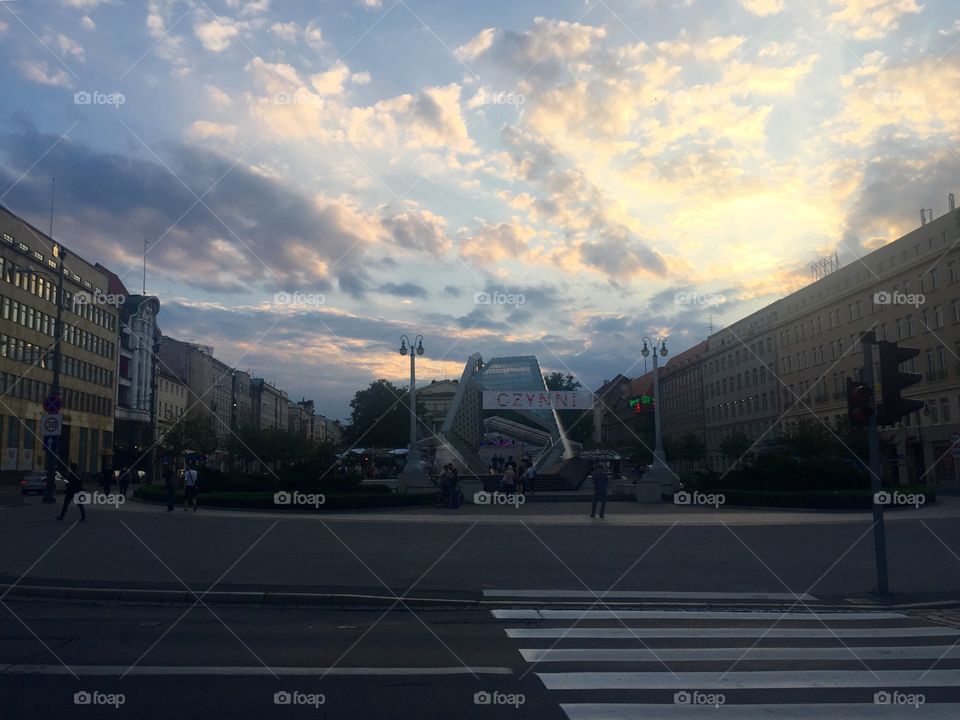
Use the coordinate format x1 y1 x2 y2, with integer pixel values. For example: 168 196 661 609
502 464 516 495
57 463 86 522
99 464 111 496
183 464 199 511
590 464 608 519
163 464 176 512
102 466 115 496
447 466 460 508
117 468 130 498
523 461 536 495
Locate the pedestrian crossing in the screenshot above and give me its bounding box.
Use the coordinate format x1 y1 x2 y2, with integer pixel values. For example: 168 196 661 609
488 589 960 718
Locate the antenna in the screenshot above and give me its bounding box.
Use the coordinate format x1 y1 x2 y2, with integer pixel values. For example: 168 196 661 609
49 178 55 238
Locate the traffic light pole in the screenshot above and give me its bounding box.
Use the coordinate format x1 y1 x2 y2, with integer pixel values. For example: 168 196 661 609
861 331 889 596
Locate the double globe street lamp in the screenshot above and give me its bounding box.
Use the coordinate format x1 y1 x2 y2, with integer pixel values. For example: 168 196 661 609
398 335 426 492
637 336 672 503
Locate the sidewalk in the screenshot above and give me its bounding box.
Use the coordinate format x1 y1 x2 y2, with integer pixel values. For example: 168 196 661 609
114 493 960 526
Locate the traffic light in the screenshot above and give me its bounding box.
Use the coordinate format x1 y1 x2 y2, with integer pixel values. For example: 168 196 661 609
846 377 874 427
877 341 924 424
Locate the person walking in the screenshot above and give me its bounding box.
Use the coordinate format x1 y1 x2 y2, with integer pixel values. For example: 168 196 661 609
57 462 86 522
590 464 608 519
183 464 199 511
163 464 176 512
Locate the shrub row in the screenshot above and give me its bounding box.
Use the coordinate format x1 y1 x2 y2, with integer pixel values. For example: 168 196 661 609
702 485 935 510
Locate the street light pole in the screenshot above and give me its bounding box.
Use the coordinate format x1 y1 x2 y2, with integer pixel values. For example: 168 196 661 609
43 246 68 504
637 336 671 503
398 334 425 493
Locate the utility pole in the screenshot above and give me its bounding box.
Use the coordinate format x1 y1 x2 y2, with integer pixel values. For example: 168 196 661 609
861 331 889 596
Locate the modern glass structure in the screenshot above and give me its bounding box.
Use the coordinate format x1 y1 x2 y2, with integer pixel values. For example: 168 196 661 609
440 354 568 473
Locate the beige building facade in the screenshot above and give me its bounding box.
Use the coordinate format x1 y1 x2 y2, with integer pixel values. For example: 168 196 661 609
0 206 118 476
661 202 960 486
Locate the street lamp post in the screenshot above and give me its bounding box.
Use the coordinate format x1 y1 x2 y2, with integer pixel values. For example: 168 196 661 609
397 334 427 493
42 246 68 504
637 336 671 503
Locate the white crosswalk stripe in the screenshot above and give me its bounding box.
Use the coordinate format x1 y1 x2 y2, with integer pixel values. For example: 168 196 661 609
488 590 960 718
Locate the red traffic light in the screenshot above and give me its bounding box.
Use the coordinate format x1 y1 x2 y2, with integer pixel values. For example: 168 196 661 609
846 378 874 427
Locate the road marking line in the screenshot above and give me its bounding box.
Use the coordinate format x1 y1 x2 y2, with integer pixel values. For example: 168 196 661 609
507 626 960 639
521 645 960 662
492 609 905 620
560 704 960 720
537 669 960 690
485 590 819 601
0 665 513 676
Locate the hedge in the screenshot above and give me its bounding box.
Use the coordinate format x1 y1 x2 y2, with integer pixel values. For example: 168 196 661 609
700 485 935 510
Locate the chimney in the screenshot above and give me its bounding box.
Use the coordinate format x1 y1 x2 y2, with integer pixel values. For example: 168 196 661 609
951 193 957 212
921 209 927 226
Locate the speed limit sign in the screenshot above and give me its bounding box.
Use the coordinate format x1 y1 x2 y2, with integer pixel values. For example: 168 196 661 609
41 413 62 437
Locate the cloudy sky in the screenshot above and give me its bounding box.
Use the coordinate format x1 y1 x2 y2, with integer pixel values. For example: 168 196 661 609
1 0 958 419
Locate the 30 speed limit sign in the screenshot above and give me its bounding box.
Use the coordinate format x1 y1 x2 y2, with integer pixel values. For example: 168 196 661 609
41 413 63 437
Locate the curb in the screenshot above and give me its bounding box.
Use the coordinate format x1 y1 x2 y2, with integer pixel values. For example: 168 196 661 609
4 583 941 611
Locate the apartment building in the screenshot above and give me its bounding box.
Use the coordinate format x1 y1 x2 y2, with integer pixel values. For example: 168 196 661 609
158 338 233 445
417 379 459 436
251 377 289 431
0 205 118 476
659 340 708 448
701 305 784 470
776 203 960 485
156 369 187 428
232 369 251 430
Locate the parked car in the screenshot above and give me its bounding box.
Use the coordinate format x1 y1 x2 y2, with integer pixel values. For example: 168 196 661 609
20 471 66 495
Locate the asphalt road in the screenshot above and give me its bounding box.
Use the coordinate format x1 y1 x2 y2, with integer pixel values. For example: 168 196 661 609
2 598 960 719
1 498 960 601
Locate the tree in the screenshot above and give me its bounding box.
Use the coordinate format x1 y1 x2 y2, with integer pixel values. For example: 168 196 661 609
665 433 706 470
544 372 593 444
157 414 218 460
719 433 752 468
345 379 426 449
544 372 580 392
